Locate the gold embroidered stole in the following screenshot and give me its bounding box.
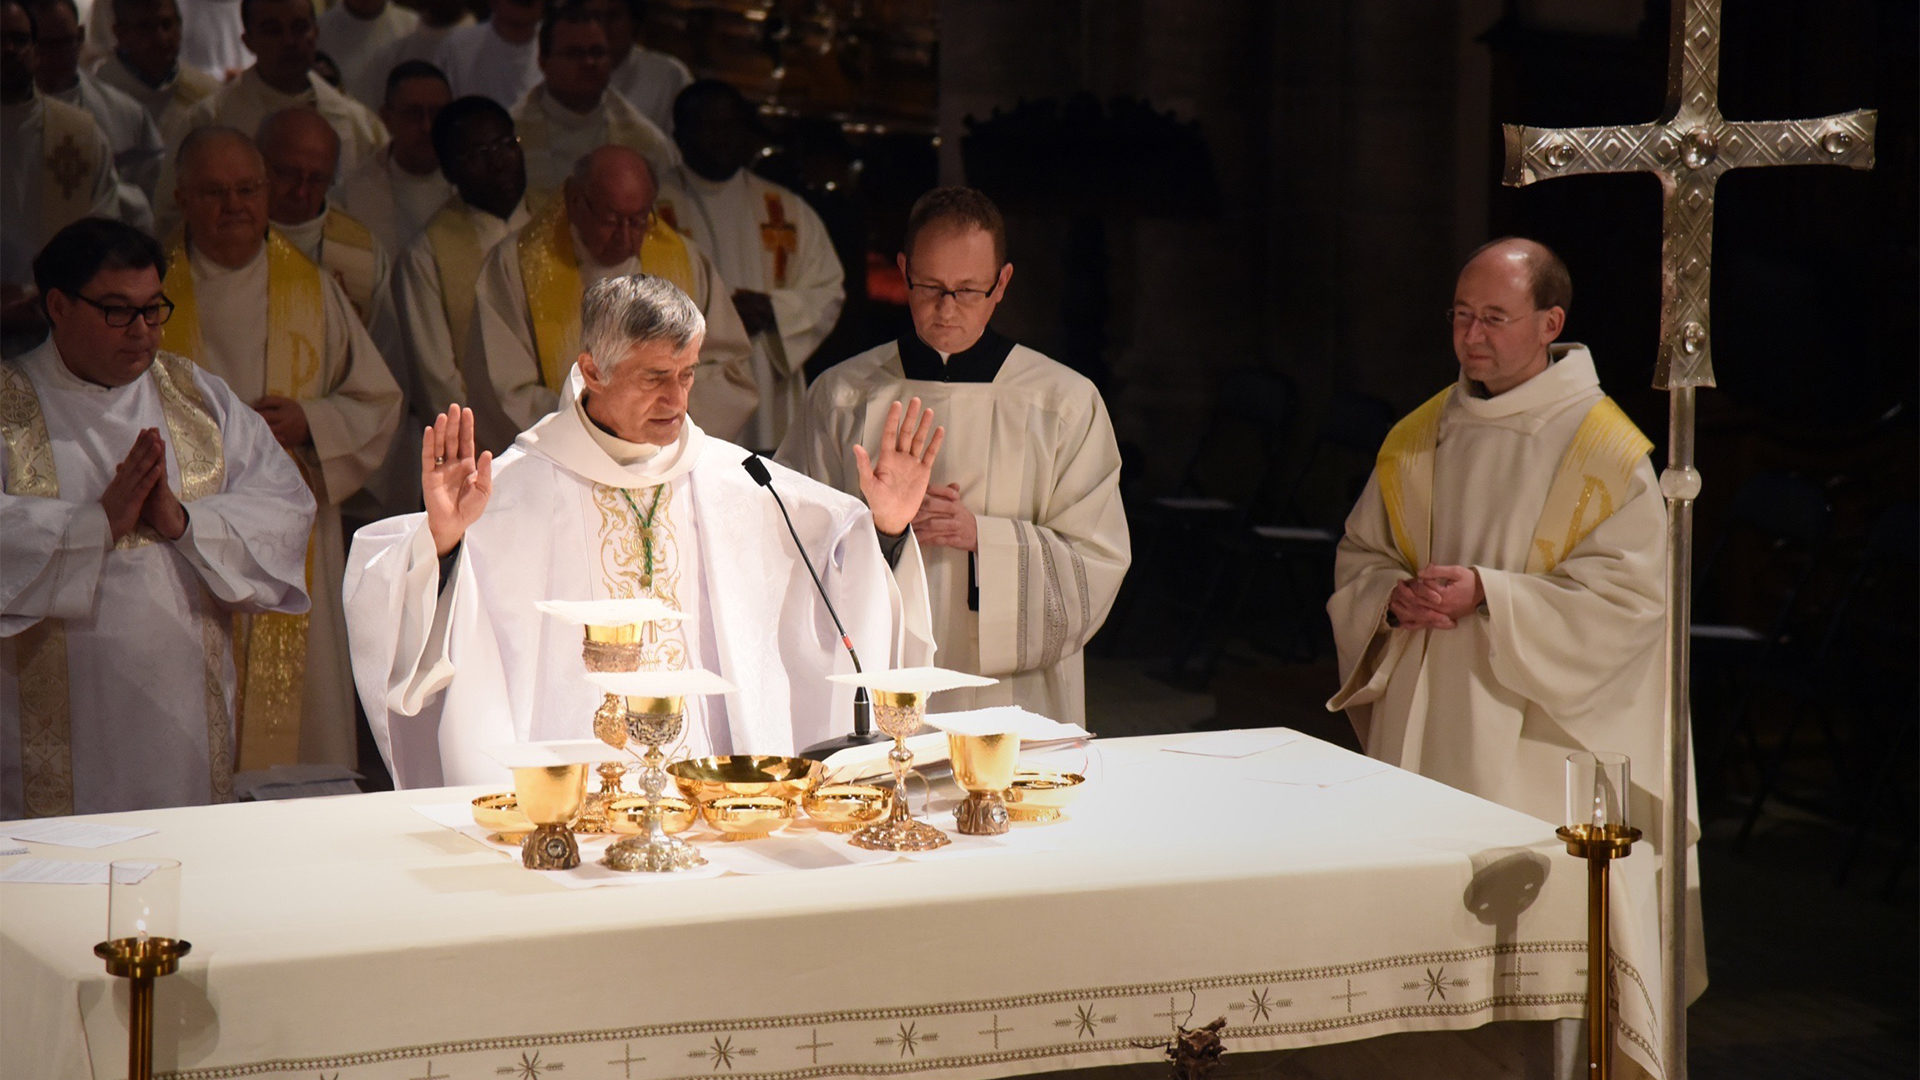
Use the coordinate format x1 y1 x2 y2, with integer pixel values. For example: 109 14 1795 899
516 199 698 393
40 96 103 229
0 352 234 815
319 208 381 327
161 232 327 769
425 202 487 364
1377 389 1651 574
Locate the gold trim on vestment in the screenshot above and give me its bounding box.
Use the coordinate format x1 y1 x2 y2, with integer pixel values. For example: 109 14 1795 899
1 351 232 814
162 234 327 769
425 203 487 369
319 208 381 326
592 483 688 671
1377 388 1450 571
517 199 699 394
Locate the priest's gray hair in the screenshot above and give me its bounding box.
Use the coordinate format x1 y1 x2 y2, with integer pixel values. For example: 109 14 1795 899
579 274 706 371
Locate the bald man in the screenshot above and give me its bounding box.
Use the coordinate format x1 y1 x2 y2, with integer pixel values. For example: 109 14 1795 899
465 144 754 452
162 125 401 775
1325 237 1703 997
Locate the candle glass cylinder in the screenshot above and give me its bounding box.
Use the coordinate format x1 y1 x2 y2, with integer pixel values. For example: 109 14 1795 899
107 859 181 947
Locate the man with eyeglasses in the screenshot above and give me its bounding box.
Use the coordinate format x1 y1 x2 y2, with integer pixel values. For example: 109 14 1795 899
1 0 122 355
466 142 753 452
334 60 454 257
511 0 675 198
1326 238 1699 992
1 216 315 818
393 95 531 427
779 186 1131 729
159 124 402 777
656 78 844 453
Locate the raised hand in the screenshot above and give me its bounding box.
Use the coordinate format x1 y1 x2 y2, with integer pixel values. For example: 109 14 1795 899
100 428 166 542
423 405 493 557
911 483 977 552
854 397 944 535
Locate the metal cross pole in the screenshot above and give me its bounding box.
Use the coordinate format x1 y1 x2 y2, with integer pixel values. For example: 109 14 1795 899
1499 2 1876 1077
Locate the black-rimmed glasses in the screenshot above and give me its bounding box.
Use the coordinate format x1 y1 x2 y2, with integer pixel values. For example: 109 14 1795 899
73 293 175 328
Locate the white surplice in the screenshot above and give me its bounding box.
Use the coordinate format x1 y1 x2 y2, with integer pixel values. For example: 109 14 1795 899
183 242 403 767
431 22 539 111
1 340 314 817
342 372 935 789
465 221 757 451
315 0 421 109
334 144 454 257
609 45 691 134
657 165 844 452
511 84 679 197
393 196 530 419
778 332 1131 727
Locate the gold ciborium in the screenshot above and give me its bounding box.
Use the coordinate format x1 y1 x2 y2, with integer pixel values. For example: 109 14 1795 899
829 668 997 851
588 669 736 872
948 731 1020 835
536 598 689 828
512 763 590 869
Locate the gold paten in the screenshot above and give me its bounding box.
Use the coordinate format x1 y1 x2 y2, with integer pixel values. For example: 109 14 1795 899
948 732 1019 835
668 755 823 807
512 764 589 870
802 785 890 832
606 795 696 835
1004 770 1087 823
849 689 949 851
705 795 793 840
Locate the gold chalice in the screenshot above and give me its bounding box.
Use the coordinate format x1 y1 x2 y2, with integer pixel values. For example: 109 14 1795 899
829 668 997 851
947 732 1020 835
587 669 736 873
511 764 590 869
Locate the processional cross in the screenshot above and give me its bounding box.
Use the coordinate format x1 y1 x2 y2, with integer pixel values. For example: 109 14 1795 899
1499 1 1875 1077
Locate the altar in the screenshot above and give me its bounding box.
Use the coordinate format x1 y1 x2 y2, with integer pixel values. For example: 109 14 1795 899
0 732 1668 1079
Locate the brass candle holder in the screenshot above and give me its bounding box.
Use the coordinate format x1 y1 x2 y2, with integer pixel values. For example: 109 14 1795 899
1557 751 1640 1080
829 668 997 852
588 669 736 872
948 731 1020 835
94 860 189 1080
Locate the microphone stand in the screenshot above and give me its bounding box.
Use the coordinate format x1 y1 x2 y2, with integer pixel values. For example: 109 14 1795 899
742 455 889 758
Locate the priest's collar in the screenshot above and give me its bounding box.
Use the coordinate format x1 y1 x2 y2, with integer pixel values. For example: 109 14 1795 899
118 54 178 92
575 391 665 466
516 363 704 488
897 327 1014 383
1455 343 1598 420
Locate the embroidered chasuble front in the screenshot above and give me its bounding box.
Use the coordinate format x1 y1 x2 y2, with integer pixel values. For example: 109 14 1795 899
516 199 697 393
161 232 326 770
1 352 233 816
40 96 105 227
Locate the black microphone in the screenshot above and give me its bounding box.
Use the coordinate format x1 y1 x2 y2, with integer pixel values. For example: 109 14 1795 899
742 454 887 756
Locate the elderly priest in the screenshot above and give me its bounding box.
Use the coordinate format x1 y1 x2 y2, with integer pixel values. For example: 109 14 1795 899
345 274 937 788
1 218 315 818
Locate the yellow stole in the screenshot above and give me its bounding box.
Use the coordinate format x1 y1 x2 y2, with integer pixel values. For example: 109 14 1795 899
424 201 487 365
160 232 327 770
1377 387 1652 575
40 96 103 229
318 207 381 327
0 352 233 815
515 198 697 392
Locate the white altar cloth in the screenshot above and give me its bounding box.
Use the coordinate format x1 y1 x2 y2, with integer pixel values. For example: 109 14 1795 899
0 732 1668 1079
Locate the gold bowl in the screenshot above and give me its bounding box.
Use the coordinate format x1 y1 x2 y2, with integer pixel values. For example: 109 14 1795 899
704 795 793 840
606 796 698 836
1004 770 1087 822
471 792 532 840
668 755 824 809
801 784 891 832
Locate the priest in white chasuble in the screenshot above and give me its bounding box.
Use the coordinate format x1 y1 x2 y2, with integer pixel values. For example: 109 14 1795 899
509 1 678 199
657 78 843 453
344 274 936 788
394 95 530 422
779 188 1130 728
1 218 314 818
157 0 387 237
333 60 454 258
465 144 756 453
1324 237 1704 989
30 0 163 221
161 126 403 772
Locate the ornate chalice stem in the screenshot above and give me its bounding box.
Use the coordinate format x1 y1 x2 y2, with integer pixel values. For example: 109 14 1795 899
850 689 949 850
604 696 705 872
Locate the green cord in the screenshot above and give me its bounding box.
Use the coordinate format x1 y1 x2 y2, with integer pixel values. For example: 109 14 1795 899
617 485 667 586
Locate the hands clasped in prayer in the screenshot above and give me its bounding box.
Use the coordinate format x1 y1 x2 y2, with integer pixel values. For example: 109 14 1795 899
1388 564 1484 630
853 396 947 539
423 405 495 557
100 427 188 542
